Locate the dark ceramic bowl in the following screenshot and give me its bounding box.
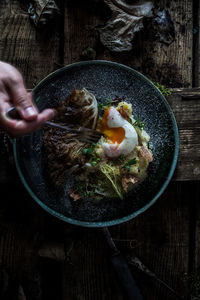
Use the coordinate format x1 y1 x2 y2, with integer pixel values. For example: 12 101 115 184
13 61 179 227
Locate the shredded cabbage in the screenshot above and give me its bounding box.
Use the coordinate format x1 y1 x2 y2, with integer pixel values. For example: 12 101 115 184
99 164 123 199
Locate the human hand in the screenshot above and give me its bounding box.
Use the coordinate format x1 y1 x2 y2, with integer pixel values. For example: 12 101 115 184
0 61 55 137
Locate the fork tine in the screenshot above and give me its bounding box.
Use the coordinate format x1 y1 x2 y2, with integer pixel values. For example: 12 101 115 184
80 136 99 143
81 134 101 143
84 130 102 138
84 133 102 141
84 132 102 142
63 131 101 144
45 121 102 144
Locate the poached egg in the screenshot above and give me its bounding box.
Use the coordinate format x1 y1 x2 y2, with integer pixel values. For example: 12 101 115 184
99 106 138 158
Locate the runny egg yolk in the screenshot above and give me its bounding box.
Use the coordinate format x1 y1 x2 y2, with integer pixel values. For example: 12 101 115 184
99 107 125 146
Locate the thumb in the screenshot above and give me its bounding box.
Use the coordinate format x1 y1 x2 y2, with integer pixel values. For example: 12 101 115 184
8 79 38 121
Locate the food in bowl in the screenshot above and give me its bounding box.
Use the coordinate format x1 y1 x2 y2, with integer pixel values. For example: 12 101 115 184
43 89 153 201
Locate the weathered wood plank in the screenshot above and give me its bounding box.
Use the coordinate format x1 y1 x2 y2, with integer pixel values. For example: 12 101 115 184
62 228 127 299
111 182 191 299
60 181 190 300
63 0 193 88
193 0 200 285
192 0 200 285
142 0 193 88
193 0 200 86
0 180 68 300
0 154 193 300
0 183 42 299
0 2 62 296
194 182 200 300
198 0 200 87
63 0 106 64
0 0 60 89
166 88 200 181
106 0 194 88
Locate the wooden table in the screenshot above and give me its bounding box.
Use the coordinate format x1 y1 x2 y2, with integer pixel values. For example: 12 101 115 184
0 1 200 299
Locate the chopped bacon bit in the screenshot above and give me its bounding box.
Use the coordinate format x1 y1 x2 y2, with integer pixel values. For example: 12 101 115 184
118 106 130 121
139 146 153 162
122 175 138 192
69 188 81 201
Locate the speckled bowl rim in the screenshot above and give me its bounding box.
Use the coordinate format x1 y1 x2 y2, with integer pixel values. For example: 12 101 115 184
13 60 179 227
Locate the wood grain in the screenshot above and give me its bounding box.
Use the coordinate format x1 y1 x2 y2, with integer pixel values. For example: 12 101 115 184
105 0 194 88
193 0 200 283
0 0 60 89
58 181 191 300
166 88 200 181
198 0 200 87
193 0 200 86
111 181 191 300
194 182 200 300
62 228 127 299
143 0 193 88
63 0 106 64
63 0 193 88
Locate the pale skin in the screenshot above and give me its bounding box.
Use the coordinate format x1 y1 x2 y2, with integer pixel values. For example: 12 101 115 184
0 61 55 137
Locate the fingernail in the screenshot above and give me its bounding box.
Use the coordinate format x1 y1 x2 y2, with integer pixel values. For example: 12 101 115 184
23 107 37 118
51 109 56 117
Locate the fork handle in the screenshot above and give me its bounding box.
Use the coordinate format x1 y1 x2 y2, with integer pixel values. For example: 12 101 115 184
6 107 77 133
6 107 101 139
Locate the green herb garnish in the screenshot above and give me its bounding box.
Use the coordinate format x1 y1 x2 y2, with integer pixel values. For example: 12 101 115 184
98 98 113 110
110 154 126 166
74 184 84 193
152 81 172 96
118 154 126 163
81 191 94 197
133 116 145 130
122 158 137 172
73 182 95 198
82 143 101 167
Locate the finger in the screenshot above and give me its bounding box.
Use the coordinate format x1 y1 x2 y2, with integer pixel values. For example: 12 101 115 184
6 78 38 121
13 109 55 136
0 108 55 137
0 90 10 114
0 112 19 137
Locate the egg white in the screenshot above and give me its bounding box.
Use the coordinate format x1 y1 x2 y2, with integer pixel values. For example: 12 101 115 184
101 107 138 158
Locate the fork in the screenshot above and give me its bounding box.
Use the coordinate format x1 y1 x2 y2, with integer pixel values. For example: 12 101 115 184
44 121 102 143
6 107 102 144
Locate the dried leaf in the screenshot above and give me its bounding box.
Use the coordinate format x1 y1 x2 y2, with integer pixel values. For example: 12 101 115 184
28 0 60 29
152 9 175 45
17 285 27 300
38 242 66 261
99 0 153 52
127 255 184 299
